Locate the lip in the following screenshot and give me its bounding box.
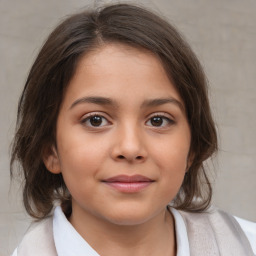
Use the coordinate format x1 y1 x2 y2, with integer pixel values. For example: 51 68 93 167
102 175 155 193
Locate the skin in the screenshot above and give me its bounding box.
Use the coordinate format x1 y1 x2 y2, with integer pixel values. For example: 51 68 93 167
44 43 192 256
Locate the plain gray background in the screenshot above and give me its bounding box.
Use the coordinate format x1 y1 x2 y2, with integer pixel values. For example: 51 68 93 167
1 0 255 255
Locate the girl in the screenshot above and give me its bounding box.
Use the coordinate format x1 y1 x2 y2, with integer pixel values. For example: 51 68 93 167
10 3 256 256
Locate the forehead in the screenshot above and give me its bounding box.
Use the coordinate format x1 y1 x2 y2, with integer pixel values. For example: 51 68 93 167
62 43 184 110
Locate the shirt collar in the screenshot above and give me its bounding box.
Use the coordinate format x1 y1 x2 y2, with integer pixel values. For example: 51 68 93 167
53 205 190 256
169 207 190 256
53 206 100 256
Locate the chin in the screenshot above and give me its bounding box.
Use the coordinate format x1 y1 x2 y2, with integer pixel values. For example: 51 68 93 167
102 208 157 226
108 217 151 226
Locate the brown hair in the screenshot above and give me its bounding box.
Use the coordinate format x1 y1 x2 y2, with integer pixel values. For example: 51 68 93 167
11 3 217 219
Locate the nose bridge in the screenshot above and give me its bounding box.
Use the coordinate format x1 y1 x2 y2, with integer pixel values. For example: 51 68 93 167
121 121 141 148
112 119 146 162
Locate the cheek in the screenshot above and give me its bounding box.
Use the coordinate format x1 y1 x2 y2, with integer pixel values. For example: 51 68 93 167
160 154 187 186
158 157 187 203
149 135 190 195
58 129 107 165
151 136 190 171
57 134 107 187
58 144 103 205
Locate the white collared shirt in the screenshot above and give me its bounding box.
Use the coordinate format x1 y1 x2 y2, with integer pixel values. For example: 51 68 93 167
53 206 190 256
12 206 256 255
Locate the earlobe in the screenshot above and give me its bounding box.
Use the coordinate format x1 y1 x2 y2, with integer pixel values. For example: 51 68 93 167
43 146 61 174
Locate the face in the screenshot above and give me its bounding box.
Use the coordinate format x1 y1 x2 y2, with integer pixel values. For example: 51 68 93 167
45 44 192 226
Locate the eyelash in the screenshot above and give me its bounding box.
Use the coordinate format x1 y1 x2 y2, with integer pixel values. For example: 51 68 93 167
80 113 175 129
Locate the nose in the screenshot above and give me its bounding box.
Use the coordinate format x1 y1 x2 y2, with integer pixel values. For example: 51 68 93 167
110 123 147 163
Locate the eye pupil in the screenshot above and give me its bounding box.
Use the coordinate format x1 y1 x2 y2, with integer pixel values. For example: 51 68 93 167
90 116 102 126
151 117 163 126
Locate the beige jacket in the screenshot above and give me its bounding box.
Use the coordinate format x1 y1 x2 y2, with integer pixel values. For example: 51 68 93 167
16 208 254 256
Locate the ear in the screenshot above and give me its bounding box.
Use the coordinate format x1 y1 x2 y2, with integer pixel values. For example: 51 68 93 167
43 145 61 174
186 152 194 172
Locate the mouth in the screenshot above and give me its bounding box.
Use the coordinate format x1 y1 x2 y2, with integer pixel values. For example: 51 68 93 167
102 175 155 193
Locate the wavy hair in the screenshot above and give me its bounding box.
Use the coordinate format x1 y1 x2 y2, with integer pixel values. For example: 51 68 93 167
11 3 217 219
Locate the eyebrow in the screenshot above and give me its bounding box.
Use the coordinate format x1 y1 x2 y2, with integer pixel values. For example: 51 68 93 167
141 98 184 111
69 96 184 111
69 96 118 110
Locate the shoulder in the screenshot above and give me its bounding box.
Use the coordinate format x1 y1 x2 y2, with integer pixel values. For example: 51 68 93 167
14 216 57 256
177 207 256 255
11 248 17 256
19 217 53 244
235 216 256 254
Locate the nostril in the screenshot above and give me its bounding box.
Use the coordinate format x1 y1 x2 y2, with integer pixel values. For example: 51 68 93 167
117 155 143 160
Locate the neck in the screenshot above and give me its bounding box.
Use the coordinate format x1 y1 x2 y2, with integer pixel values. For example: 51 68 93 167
69 206 176 256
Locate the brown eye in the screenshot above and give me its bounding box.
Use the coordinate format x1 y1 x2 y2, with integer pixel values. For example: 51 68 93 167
150 116 163 126
146 115 174 128
89 116 103 126
81 114 109 128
